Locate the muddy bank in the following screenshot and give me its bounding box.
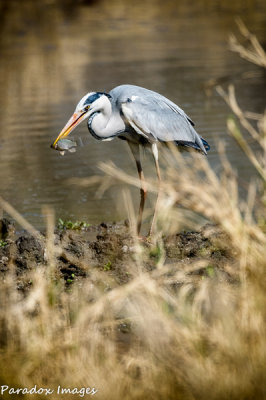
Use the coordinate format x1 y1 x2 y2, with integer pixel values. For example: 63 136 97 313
0 218 235 290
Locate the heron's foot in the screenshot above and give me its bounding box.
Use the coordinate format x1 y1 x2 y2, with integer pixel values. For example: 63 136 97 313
137 234 153 245
137 234 146 242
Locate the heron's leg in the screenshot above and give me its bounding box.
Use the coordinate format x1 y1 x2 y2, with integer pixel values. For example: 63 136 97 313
128 142 147 235
149 143 161 235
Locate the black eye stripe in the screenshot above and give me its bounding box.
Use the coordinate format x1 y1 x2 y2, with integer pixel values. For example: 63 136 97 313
84 93 100 106
83 92 111 106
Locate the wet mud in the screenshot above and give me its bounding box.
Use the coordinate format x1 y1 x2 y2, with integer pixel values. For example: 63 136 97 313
0 218 235 291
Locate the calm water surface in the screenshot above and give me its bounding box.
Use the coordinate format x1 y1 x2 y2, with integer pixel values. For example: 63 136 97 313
0 0 265 229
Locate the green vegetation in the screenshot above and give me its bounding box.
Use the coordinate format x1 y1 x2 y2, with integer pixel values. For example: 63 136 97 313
149 244 163 261
57 218 90 230
205 265 215 278
0 240 7 247
104 261 112 271
66 273 75 284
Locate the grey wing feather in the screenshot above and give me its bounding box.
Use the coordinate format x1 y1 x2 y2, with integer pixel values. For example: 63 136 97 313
112 85 206 154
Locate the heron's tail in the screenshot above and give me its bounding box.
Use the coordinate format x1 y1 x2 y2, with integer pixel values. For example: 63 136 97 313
201 137 210 152
175 136 210 155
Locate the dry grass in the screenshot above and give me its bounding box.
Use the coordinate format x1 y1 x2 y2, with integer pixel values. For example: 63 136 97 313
229 18 266 68
0 23 266 400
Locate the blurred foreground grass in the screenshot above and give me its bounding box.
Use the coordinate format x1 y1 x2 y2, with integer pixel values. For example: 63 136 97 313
0 22 265 400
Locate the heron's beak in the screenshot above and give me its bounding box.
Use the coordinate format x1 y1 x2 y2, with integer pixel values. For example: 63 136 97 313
51 110 88 148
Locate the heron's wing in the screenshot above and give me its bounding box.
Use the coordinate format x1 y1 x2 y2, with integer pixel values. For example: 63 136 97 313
120 94 207 153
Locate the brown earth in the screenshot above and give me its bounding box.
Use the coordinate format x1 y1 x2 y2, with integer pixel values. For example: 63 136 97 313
0 218 235 292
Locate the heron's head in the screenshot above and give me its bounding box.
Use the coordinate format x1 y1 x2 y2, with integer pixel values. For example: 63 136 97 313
51 91 111 148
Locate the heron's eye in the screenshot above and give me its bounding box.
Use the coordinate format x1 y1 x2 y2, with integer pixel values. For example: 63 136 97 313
84 105 90 111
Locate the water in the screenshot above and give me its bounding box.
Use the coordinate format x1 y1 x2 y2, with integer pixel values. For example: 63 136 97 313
0 0 265 230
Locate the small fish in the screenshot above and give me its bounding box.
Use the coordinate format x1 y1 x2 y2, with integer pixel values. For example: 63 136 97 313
53 138 77 155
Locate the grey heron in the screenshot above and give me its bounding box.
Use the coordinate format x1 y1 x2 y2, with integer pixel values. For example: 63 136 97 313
51 84 210 235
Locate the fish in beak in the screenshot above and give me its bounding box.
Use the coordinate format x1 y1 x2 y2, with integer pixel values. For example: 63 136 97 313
51 109 88 149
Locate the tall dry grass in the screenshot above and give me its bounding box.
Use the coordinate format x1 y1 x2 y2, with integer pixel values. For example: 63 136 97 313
0 22 265 399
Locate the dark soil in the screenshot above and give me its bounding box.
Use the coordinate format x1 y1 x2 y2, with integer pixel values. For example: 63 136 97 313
0 218 235 291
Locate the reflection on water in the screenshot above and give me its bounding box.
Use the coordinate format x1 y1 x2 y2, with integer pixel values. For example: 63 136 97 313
0 0 265 229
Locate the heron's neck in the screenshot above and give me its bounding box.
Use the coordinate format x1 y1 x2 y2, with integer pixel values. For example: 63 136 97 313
89 99 125 140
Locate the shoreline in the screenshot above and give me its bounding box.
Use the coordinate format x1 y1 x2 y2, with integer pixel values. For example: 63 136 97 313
0 218 234 291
